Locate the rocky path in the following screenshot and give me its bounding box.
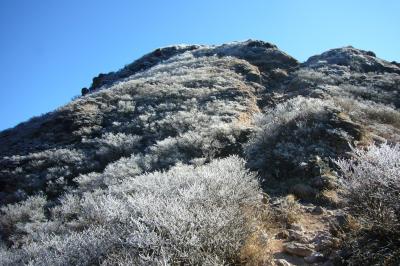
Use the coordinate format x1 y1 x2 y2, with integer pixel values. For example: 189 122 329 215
269 203 344 266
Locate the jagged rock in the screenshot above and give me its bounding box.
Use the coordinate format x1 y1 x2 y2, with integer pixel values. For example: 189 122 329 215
314 235 341 251
330 213 356 231
283 242 314 257
89 45 202 90
288 229 310 243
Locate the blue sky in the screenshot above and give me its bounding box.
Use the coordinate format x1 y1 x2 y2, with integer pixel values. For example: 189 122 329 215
0 0 399 131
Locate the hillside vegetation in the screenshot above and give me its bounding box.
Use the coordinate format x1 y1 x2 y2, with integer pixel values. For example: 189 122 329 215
0 40 399 265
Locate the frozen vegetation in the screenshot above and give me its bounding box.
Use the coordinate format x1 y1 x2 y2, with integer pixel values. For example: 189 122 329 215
0 40 399 265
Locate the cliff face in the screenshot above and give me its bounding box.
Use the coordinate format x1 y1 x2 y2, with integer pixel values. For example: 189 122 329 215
0 40 399 265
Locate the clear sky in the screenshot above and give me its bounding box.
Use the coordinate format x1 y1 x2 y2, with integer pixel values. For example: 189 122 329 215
0 0 399 131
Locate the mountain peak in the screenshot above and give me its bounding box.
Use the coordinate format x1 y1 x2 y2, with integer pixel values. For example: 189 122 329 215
88 40 298 91
304 45 400 73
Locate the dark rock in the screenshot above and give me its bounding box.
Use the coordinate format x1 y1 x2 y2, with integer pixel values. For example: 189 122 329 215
154 48 162 57
366 51 376 57
246 71 261 83
89 45 201 90
81 87 89 96
311 174 338 190
291 184 317 200
311 206 325 215
391 60 400 68
246 39 276 49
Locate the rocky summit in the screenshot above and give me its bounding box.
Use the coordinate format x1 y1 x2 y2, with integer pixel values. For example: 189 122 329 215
0 40 399 265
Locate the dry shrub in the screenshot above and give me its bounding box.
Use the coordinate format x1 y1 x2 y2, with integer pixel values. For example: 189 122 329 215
240 231 273 266
274 194 302 226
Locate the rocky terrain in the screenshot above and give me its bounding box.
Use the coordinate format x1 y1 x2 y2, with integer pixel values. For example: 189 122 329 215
0 40 399 265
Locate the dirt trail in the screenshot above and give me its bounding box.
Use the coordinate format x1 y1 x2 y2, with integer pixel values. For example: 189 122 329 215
269 203 342 266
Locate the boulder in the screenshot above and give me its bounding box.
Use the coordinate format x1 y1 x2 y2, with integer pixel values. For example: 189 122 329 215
315 235 341 251
81 87 89 96
283 242 314 257
288 229 310 243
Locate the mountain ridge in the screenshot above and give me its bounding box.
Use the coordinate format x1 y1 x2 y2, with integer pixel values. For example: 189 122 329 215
1 39 400 202
0 40 399 265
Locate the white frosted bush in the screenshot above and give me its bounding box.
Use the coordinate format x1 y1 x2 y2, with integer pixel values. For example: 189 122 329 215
0 195 47 247
335 143 400 264
335 142 400 227
85 132 141 161
0 156 263 265
245 96 337 171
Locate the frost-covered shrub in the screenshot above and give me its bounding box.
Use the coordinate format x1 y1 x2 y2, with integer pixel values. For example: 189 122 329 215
0 195 47 246
335 97 400 129
84 132 141 162
292 68 338 87
245 96 344 177
335 143 400 227
73 153 144 192
3 226 118 266
147 124 247 170
335 143 400 265
0 148 98 203
0 156 264 265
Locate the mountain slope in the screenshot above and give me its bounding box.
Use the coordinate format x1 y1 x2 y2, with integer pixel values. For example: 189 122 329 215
0 40 399 265
0 40 298 204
